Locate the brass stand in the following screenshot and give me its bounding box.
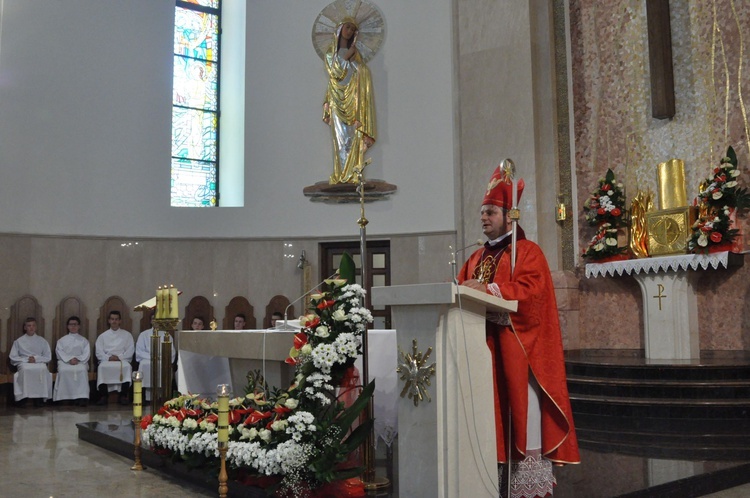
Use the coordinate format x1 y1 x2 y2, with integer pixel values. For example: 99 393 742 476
131 415 143 471
151 318 179 413
217 384 230 498
218 443 228 498
355 166 390 491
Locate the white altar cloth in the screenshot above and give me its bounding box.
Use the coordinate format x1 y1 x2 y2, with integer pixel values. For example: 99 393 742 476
585 251 736 278
177 329 398 445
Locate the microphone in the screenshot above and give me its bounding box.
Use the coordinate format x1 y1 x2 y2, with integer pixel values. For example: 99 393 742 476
275 271 340 331
449 239 483 283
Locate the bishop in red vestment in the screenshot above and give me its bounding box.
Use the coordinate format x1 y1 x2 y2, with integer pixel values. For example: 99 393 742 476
458 166 580 497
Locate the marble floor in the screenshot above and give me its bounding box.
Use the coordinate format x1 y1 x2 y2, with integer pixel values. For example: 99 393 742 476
2 402 750 497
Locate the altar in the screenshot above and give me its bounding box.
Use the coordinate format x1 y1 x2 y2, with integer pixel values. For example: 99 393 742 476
176 329 399 445
585 251 743 360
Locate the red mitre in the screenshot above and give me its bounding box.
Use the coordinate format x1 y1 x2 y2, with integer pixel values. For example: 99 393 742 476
482 165 525 209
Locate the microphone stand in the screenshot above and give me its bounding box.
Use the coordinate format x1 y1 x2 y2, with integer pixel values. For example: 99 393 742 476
450 240 484 284
274 272 340 331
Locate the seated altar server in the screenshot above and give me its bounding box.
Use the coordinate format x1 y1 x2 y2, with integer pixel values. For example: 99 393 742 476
10 317 53 407
135 312 178 400
95 310 134 405
53 315 91 406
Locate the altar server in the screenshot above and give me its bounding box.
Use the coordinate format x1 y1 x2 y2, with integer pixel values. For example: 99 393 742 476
53 315 90 406
10 317 53 407
135 312 177 400
95 310 134 405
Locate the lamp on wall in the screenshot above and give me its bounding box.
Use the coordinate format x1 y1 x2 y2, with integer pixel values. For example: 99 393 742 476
297 250 307 269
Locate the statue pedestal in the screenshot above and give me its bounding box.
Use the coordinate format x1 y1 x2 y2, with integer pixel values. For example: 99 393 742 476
586 252 742 360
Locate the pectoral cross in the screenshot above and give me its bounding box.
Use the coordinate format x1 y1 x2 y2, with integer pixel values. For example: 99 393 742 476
653 284 667 311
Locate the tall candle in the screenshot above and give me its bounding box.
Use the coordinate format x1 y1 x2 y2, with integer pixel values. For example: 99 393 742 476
156 286 163 319
133 372 142 418
169 285 179 319
217 384 230 444
162 284 169 319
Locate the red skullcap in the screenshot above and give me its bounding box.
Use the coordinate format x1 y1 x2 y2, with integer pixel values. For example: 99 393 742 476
482 166 525 210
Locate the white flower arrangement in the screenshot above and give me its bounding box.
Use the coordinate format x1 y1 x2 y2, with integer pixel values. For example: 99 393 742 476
141 282 375 495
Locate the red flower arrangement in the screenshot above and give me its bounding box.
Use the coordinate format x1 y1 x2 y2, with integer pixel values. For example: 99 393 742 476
689 146 749 253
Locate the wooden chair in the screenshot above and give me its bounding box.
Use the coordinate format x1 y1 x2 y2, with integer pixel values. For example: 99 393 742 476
95 296 133 371
223 296 256 330
182 296 214 331
5 295 45 402
137 308 155 335
264 295 293 328
52 296 88 374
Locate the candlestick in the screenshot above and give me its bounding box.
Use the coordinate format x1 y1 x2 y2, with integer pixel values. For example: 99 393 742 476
217 384 231 498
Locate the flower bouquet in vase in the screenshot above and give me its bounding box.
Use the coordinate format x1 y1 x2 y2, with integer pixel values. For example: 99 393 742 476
582 168 630 261
689 146 750 253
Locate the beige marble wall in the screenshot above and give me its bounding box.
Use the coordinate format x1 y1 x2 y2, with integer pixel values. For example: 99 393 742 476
570 0 750 351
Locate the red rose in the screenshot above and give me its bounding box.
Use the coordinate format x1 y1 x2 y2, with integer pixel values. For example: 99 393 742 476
710 232 723 243
611 207 622 217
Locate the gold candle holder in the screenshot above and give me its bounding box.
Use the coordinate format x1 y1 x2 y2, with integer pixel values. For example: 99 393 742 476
131 370 144 471
217 384 230 498
152 318 179 413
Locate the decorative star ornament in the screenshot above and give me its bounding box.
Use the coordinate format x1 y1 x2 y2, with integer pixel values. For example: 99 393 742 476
396 339 436 407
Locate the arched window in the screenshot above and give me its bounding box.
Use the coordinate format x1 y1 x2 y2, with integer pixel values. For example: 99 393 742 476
171 0 221 207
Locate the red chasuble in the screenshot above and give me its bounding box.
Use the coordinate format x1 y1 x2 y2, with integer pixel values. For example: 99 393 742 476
458 235 580 465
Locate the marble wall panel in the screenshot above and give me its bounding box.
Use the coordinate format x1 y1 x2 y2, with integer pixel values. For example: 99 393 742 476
570 0 750 352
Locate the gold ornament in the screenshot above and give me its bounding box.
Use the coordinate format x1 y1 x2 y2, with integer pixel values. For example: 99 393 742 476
397 339 436 407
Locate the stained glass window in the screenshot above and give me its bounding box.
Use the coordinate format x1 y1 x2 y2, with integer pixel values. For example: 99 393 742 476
171 0 220 207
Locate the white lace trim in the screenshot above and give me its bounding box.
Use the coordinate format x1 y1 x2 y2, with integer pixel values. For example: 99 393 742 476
585 251 734 278
499 449 555 498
